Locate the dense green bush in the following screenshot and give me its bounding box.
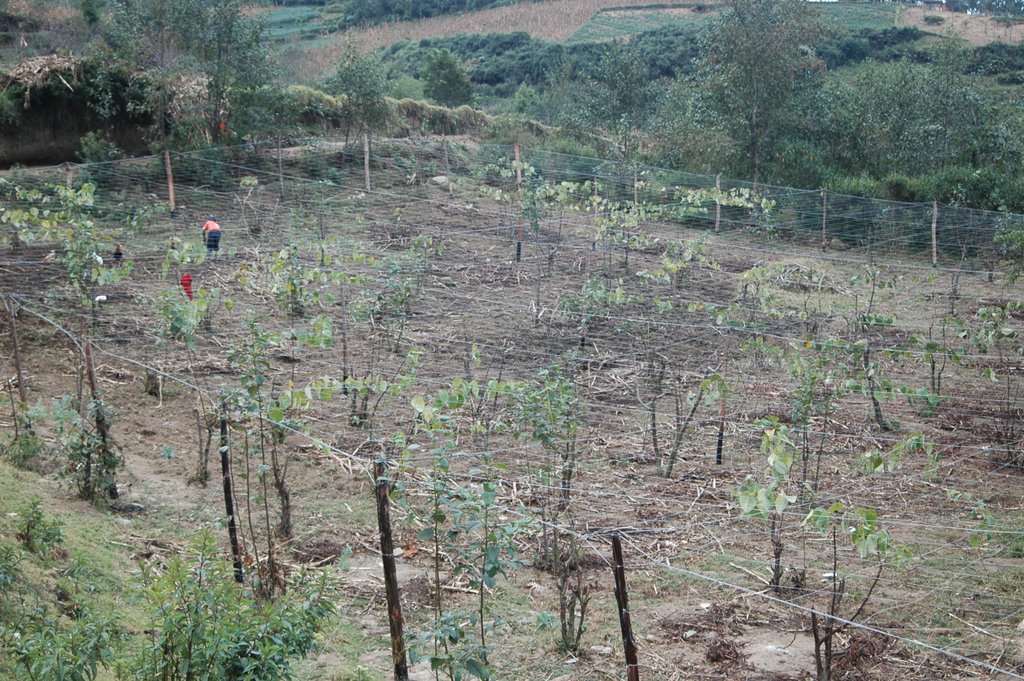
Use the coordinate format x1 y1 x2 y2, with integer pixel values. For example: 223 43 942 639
14 498 64 559
379 24 701 98
127 529 334 681
0 545 21 597
7 608 120 681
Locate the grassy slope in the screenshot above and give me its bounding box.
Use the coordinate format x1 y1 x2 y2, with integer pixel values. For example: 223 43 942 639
0 458 146 679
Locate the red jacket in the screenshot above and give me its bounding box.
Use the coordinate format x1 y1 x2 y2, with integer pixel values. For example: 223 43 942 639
180 273 194 300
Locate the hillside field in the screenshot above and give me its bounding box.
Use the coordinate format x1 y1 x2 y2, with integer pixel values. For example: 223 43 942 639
3 140 1024 679
268 0 1024 83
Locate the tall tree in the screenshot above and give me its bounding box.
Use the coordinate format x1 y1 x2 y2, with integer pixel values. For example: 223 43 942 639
422 48 474 108
189 0 274 145
563 42 660 160
329 39 389 191
106 0 273 147
699 0 823 184
327 39 389 140
780 42 1020 197
106 0 195 144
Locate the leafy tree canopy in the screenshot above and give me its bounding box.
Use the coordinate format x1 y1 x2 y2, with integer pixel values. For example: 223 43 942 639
422 48 474 108
326 40 389 135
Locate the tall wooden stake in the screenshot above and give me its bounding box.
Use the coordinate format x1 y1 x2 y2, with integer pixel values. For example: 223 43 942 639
163 148 177 216
612 535 640 681
60 162 75 188
821 189 827 250
514 143 523 262
714 174 721 232
5 297 28 408
220 404 244 584
375 460 409 681
277 136 286 199
715 389 726 466
364 133 372 192
931 200 939 268
82 334 116 499
444 138 453 196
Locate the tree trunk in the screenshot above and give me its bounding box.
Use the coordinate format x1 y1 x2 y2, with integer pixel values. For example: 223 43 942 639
82 336 117 500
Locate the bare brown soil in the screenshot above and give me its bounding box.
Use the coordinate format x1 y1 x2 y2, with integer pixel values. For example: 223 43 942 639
900 6 1024 45
3 141 1024 680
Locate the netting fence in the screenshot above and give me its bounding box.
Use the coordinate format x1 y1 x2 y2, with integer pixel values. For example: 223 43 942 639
3 138 1024 679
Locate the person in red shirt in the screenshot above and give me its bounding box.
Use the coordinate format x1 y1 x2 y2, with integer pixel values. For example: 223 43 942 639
202 216 222 256
180 273 194 300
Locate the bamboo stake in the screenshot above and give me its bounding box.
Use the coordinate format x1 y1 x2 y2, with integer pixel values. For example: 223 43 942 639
375 460 409 681
821 189 827 250
444 138 453 196
5 297 28 407
277 136 286 199
514 142 523 262
163 148 176 216
714 174 721 232
220 404 244 584
364 133 372 192
715 389 726 466
612 535 640 681
60 162 74 188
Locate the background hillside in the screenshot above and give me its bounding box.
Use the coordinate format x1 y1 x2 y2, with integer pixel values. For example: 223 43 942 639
4 0 1024 205
7 3 1024 680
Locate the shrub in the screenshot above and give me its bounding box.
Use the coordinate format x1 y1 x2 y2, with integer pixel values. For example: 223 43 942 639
77 132 123 164
14 498 64 559
0 545 21 596
8 608 120 681
127 529 335 681
1 423 45 468
924 14 945 25
46 396 123 501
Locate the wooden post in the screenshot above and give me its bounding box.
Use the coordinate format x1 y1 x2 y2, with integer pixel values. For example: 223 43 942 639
5 297 28 408
715 390 725 466
82 335 117 499
277 136 286 200
364 133 372 192
339 280 351 390
514 143 523 262
931 200 939 268
220 404 244 584
375 460 409 681
821 189 827 250
714 174 721 232
163 148 177 216
444 139 453 197
60 162 75 188
612 535 640 681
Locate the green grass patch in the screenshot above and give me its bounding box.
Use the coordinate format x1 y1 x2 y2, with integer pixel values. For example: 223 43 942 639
263 5 329 40
819 2 899 32
568 2 897 44
569 7 707 43
0 460 147 679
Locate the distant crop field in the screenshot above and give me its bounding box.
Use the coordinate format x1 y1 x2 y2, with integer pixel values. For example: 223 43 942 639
281 1 1008 83
259 6 324 39
288 1 719 81
568 6 714 43
819 2 897 32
